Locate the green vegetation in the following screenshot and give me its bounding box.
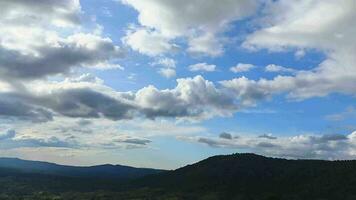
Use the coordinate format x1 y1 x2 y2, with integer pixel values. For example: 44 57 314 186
1 154 356 199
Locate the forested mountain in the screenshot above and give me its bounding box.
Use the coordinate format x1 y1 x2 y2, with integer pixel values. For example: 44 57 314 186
1 154 356 200
0 157 164 179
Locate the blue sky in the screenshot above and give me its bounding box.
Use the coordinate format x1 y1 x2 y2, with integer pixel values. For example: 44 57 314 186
0 0 355 169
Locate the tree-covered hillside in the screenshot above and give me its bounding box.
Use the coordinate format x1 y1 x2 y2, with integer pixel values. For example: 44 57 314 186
1 154 356 200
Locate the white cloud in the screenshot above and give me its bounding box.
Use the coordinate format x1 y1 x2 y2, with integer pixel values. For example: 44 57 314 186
158 68 176 78
152 58 177 78
265 64 296 74
122 27 179 56
230 63 255 73
151 58 176 69
239 0 356 100
134 75 237 120
187 33 224 57
0 0 80 28
188 63 216 72
120 0 258 56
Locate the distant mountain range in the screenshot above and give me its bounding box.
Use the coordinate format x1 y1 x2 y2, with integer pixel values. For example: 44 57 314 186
1 154 356 199
0 157 165 179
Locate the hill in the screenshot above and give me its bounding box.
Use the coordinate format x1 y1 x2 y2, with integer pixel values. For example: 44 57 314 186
1 154 356 199
127 153 356 199
0 157 164 179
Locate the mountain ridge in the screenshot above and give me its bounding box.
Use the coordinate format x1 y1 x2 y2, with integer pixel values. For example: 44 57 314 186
1 153 356 199
0 157 165 179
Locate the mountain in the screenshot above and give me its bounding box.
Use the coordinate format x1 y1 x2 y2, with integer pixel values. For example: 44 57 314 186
0 157 164 179
1 154 356 199
127 153 356 199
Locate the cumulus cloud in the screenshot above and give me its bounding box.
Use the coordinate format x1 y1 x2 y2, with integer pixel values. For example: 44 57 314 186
230 63 255 73
0 74 240 122
152 58 177 78
237 0 356 101
120 0 258 56
122 27 179 56
0 0 124 81
0 34 124 80
135 75 237 120
181 131 356 160
189 63 216 72
187 33 224 57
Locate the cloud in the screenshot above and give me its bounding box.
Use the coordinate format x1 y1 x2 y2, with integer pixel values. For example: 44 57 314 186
122 27 179 56
114 137 151 145
0 1 124 81
120 0 258 56
152 58 177 78
38 88 135 120
0 94 53 122
189 63 216 72
0 130 79 149
76 119 92 126
265 64 296 74
325 106 356 121
230 63 255 73
0 0 80 27
0 130 16 140
181 131 356 160
0 74 239 122
135 75 237 120
151 58 176 69
158 68 176 78
187 33 224 57
0 33 124 80
258 134 277 140
0 78 136 122
237 0 356 101
219 132 232 140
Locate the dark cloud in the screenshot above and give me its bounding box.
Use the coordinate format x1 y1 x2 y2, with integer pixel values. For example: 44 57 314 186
0 94 53 122
38 88 134 120
219 132 232 140
0 75 239 122
115 138 151 145
258 134 277 140
256 142 277 148
76 119 92 126
317 134 348 142
187 131 356 160
0 86 135 122
197 137 223 147
0 35 124 80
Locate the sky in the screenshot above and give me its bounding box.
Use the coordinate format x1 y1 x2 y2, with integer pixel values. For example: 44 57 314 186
0 0 355 169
